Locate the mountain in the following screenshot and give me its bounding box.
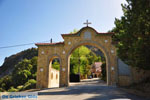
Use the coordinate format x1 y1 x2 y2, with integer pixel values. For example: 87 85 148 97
85 45 105 60
0 48 38 78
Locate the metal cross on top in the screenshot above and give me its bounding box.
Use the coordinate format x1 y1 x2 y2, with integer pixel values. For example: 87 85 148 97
83 20 92 27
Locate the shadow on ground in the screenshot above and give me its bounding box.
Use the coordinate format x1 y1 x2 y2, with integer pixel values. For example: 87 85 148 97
38 79 147 100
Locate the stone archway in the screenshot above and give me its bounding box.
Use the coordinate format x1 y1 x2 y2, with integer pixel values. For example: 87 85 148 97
35 26 118 88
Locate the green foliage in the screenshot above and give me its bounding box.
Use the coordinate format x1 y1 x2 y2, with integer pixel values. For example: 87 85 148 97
8 87 18 92
112 0 150 70
101 62 106 81
70 46 102 77
0 56 37 91
30 57 38 74
70 29 78 34
12 59 34 86
0 88 5 92
0 75 13 90
84 65 91 76
0 48 38 77
17 85 24 91
52 60 60 70
22 79 36 90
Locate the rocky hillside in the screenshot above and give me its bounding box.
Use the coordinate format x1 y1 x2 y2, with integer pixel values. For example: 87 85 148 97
0 48 38 78
85 45 105 60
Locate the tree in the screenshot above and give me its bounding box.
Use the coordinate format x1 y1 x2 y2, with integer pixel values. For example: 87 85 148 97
70 29 78 34
0 75 12 90
112 0 150 70
0 51 38 92
11 57 37 87
52 60 60 70
101 62 106 81
70 46 102 76
30 56 38 79
11 59 32 86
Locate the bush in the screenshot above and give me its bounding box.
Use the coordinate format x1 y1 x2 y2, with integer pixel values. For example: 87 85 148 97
8 87 18 92
0 75 13 90
28 79 36 84
0 55 37 92
17 85 24 91
23 79 36 90
0 88 5 92
101 63 106 81
11 57 37 87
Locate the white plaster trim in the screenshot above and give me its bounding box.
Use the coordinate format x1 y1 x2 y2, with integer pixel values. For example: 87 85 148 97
40 68 43 72
62 68 65 71
111 50 114 53
104 40 108 43
111 66 114 71
62 51 65 54
68 41 71 45
41 51 44 54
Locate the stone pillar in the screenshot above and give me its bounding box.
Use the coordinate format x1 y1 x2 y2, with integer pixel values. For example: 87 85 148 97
36 54 49 88
109 50 118 85
59 58 68 87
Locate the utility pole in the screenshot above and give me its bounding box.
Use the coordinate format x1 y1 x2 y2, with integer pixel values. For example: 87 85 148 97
50 38 52 43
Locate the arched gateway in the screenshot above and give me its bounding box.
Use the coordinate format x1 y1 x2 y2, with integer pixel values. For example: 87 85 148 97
35 26 118 88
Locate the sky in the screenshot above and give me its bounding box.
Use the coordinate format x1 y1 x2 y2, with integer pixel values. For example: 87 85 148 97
0 0 126 66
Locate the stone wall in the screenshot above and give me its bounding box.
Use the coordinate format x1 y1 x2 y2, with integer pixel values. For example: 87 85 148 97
118 58 150 86
131 67 150 84
118 59 132 86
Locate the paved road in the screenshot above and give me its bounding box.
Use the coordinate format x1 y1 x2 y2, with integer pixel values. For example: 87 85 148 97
38 78 147 100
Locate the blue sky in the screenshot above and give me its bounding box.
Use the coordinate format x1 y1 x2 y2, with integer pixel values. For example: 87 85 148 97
0 0 126 66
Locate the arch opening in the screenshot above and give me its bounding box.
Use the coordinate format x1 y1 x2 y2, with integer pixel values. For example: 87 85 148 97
48 56 61 88
66 42 111 86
